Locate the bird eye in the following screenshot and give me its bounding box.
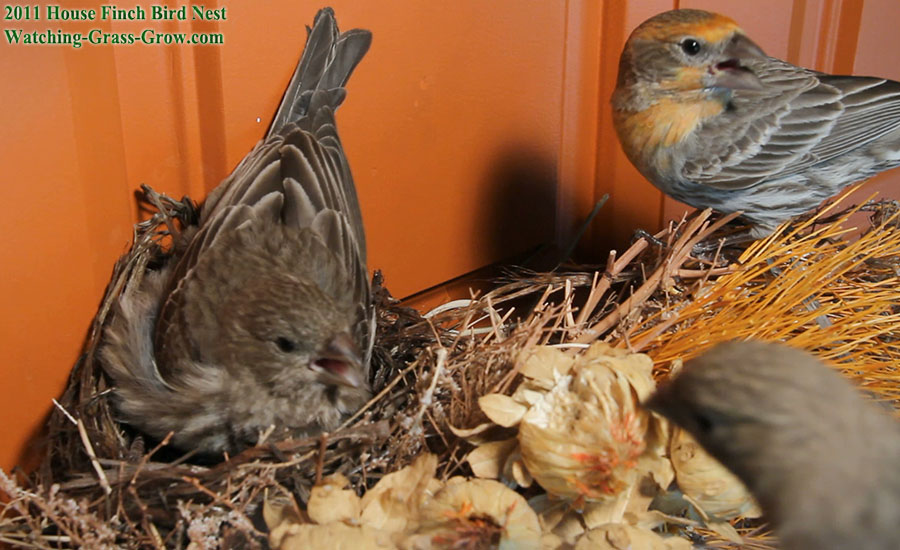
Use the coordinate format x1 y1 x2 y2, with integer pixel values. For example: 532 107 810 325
275 337 298 353
693 411 715 434
680 38 702 56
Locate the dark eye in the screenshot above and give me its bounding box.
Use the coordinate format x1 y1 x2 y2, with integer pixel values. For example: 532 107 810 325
275 337 298 353
680 38 701 56
693 411 714 435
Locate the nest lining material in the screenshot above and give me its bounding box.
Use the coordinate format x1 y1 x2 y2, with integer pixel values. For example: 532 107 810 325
1 186 899 549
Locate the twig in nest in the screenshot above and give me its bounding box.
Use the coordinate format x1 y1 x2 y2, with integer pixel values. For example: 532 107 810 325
77 419 111 496
576 210 740 343
315 435 328 484
411 347 447 436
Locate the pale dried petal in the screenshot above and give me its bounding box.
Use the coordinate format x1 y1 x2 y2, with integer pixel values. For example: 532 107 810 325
509 456 533 488
627 473 665 516
583 343 656 401
264 495 302 533
541 532 566 549
446 421 493 442
361 454 439 533
413 479 541 550
530 496 587 546
270 522 397 550
582 473 663 529
517 346 576 382
478 393 527 427
574 524 692 550
628 509 698 531
582 493 630 529
443 476 467 487
551 511 586 546
670 428 761 519
467 438 518 479
511 385 545 407
308 474 361 525
529 494 566 532
640 416 675 489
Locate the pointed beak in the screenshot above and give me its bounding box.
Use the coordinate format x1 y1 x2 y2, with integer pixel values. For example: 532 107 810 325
710 33 766 91
310 332 368 389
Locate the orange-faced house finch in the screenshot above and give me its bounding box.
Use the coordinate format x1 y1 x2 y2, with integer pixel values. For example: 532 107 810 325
101 8 374 454
613 9 900 238
646 341 900 550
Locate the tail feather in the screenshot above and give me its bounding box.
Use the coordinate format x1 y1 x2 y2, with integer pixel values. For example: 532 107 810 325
269 8 372 136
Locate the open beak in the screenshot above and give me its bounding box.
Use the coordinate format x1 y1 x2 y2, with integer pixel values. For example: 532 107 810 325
310 331 368 389
710 33 766 91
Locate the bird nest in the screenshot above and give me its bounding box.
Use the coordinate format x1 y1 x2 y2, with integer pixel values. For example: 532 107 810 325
2 186 899 549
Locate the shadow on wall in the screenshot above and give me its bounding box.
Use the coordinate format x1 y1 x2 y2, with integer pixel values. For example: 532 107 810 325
479 144 558 269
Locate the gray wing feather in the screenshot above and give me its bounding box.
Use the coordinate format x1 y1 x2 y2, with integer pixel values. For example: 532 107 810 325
806 76 900 161
270 8 371 136
687 57 900 189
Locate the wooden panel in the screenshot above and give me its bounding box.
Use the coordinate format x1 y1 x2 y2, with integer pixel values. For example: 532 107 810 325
845 0 900 208
556 0 604 250
331 1 566 294
1 8 135 470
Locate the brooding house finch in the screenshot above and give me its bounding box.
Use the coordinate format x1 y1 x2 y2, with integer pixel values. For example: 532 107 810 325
101 8 374 454
646 341 900 550
613 9 900 238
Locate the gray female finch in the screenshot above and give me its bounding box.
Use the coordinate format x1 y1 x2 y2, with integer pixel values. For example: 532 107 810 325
647 341 900 550
101 9 374 454
613 9 900 237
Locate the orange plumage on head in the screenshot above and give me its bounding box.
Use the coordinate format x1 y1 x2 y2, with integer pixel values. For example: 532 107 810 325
629 10 741 43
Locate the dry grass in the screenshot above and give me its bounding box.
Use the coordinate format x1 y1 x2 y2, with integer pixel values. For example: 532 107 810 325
627 196 900 399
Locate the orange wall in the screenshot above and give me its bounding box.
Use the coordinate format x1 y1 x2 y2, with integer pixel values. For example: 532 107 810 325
3 0 900 471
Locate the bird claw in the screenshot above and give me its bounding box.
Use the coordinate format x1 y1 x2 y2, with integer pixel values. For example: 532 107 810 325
691 230 755 257
632 228 667 248
691 237 726 256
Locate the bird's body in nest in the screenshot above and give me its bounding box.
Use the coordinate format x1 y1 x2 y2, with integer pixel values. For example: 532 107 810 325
101 8 374 454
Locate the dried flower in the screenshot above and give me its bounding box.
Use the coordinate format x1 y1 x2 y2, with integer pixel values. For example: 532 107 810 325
516 344 667 502
407 478 541 550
